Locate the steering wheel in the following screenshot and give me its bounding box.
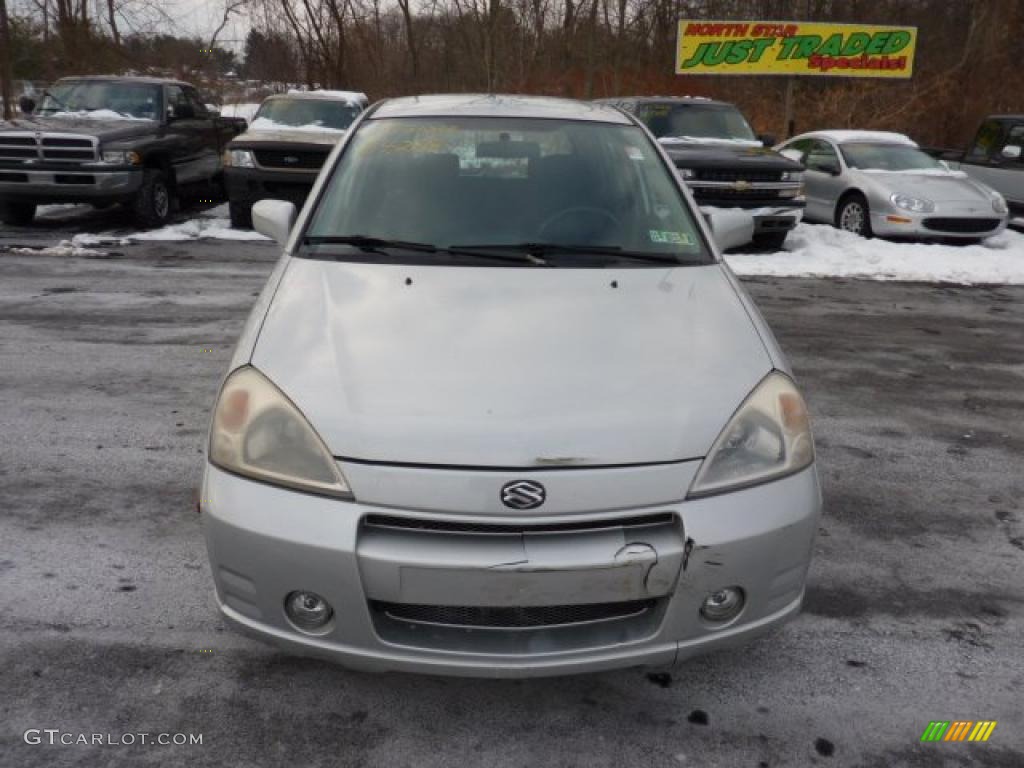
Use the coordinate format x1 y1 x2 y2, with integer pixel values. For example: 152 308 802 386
539 206 621 240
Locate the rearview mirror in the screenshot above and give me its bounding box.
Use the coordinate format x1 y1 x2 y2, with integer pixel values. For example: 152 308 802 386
703 207 754 252
252 199 297 245
18 95 36 115
810 160 841 176
1002 144 1022 160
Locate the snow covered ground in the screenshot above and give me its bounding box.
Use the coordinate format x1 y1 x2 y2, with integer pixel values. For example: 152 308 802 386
70 205 269 247
725 223 1024 285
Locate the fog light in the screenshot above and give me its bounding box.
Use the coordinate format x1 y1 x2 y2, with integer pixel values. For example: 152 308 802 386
284 590 333 632
700 587 745 622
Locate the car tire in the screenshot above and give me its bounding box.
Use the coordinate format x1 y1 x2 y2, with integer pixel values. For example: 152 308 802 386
836 194 872 237
229 201 253 229
0 201 37 226
751 231 789 251
132 169 173 228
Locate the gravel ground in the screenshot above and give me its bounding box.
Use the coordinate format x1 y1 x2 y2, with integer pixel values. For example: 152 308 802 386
0 226 1022 767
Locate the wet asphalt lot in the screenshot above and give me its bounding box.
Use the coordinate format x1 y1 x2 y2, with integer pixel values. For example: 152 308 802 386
0 210 1022 767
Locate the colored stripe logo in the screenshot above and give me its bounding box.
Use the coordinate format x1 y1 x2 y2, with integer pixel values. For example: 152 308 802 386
921 721 997 742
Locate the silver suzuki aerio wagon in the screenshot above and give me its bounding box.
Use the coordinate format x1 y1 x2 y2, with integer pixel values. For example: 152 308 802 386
202 94 821 677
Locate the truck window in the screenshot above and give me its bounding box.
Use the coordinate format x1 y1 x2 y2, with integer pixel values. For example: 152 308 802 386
967 120 1004 161
184 87 209 118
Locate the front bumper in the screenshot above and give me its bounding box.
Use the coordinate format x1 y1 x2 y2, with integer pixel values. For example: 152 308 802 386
224 166 317 209
870 205 1007 239
0 166 141 203
202 462 821 677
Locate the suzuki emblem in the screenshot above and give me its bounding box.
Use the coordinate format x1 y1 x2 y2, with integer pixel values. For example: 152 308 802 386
500 480 546 510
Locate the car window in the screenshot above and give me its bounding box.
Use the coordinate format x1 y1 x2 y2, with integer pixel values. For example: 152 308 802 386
165 86 188 118
253 98 362 130
36 80 161 120
303 116 711 266
967 120 1004 161
782 138 813 162
184 87 208 117
805 140 840 173
1000 124 1024 163
840 143 944 171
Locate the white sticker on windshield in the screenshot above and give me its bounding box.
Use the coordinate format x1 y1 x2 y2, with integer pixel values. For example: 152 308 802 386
649 230 695 245
625 146 644 161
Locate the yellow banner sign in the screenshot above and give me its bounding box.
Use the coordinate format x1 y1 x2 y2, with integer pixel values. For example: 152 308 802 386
676 20 917 78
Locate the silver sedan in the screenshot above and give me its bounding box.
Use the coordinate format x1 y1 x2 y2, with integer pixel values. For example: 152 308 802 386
777 130 1009 240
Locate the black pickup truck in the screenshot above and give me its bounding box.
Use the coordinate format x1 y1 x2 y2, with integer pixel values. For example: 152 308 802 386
925 115 1024 225
0 75 246 227
598 96 805 249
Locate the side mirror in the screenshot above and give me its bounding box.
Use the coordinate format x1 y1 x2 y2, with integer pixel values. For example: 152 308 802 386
702 207 754 252
18 95 36 115
758 133 777 148
810 161 841 176
170 103 196 120
252 199 297 244
779 148 804 164
1002 145 1022 160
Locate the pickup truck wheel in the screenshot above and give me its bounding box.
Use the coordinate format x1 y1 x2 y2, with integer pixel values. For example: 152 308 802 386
751 231 789 251
229 201 253 229
0 201 37 226
132 169 173 228
836 194 872 237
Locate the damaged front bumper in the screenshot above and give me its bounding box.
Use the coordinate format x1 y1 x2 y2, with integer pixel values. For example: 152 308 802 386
202 462 821 677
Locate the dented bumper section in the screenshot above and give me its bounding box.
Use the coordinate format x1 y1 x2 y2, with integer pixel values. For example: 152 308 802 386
202 462 821 677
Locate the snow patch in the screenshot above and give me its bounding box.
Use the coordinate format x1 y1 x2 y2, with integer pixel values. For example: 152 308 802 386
247 116 345 134
11 240 108 257
72 206 269 245
220 103 261 123
725 223 1024 285
48 110 152 122
288 88 368 106
794 130 916 146
659 136 763 148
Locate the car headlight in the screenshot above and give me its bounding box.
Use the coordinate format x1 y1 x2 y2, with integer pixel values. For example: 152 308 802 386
780 171 803 182
100 150 140 165
991 193 1008 215
890 193 935 213
676 167 695 180
209 366 352 498
687 372 814 498
224 148 255 168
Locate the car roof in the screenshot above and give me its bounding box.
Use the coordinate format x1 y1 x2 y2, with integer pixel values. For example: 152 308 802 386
599 96 735 109
789 130 918 147
269 90 368 105
371 94 632 124
57 75 190 87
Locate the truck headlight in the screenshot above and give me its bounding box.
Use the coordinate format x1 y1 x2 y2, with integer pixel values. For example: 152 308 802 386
687 372 814 498
780 171 803 182
225 149 255 168
991 193 1008 215
209 366 352 499
890 193 935 213
100 150 140 165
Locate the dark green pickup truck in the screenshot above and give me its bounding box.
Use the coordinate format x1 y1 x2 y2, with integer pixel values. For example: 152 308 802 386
0 75 246 227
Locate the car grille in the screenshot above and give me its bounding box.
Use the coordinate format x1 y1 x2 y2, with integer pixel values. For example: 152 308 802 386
0 133 98 162
694 169 784 183
922 217 1001 233
253 149 328 170
362 512 675 535
371 599 657 629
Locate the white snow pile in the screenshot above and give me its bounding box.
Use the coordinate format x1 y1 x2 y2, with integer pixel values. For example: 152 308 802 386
659 136 763 148
220 103 261 123
725 223 1024 285
11 241 108 257
288 88 368 106
247 116 344 134
48 110 151 121
73 205 269 245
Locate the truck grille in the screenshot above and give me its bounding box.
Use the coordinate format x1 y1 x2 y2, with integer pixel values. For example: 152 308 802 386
694 169 783 183
372 599 657 629
253 149 328 170
691 187 788 205
0 132 99 162
922 217 1001 234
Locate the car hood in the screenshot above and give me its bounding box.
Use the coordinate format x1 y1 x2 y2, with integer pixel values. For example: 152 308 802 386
0 116 157 142
250 260 774 467
660 141 803 172
858 171 997 203
229 127 343 147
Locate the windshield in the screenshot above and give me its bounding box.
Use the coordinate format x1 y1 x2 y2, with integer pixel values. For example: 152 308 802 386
637 103 757 142
37 81 161 120
302 117 711 267
252 98 360 131
840 143 945 171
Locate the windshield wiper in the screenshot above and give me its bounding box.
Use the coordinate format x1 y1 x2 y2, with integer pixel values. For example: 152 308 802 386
302 235 548 265
452 242 685 265
303 235 439 253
